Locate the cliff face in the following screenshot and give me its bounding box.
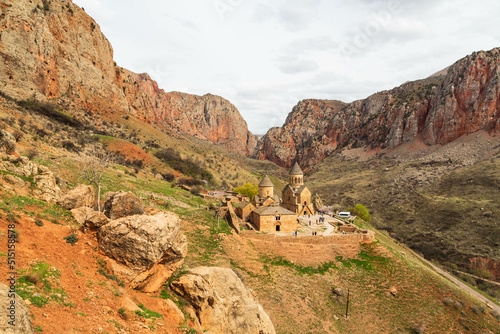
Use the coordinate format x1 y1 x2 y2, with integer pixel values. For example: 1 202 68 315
0 0 256 155
256 48 500 168
121 70 257 155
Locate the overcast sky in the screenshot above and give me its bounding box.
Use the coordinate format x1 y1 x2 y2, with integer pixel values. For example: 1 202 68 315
73 0 500 134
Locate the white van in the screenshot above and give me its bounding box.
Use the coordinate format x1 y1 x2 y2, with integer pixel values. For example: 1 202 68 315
337 212 351 219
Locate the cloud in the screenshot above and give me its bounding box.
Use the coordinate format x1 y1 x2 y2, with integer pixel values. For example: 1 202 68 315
275 56 319 74
252 0 322 30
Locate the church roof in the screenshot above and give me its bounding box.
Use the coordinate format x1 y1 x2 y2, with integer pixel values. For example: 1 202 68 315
239 201 255 210
259 175 274 187
252 206 297 216
282 184 307 195
289 162 303 175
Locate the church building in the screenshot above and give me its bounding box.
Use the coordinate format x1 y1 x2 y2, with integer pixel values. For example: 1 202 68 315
281 162 314 216
239 163 313 233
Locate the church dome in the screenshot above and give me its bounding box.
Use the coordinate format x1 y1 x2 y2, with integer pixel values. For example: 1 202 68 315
259 175 274 187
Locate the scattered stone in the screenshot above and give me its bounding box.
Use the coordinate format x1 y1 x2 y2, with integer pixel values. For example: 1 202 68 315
332 287 344 297
389 286 398 297
103 191 145 219
58 184 95 210
483 211 493 217
171 267 276 334
442 297 455 306
0 283 33 333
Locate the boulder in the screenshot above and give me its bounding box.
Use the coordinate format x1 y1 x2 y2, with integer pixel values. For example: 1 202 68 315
71 206 109 229
171 267 276 334
103 191 145 219
97 212 187 292
0 283 34 333
58 184 95 210
3 174 25 189
33 172 61 202
0 155 38 177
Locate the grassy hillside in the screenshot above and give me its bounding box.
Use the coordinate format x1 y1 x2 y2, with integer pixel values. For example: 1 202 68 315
307 151 500 304
0 94 499 333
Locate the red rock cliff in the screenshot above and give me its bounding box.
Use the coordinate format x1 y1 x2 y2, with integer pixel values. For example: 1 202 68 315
256 48 500 168
0 0 256 155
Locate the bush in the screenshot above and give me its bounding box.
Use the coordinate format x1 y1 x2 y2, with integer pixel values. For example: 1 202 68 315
13 130 23 142
62 140 79 152
347 204 372 222
63 234 78 246
179 177 204 187
26 148 39 160
190 186 202 196
155 148 213 182
161 172 175 182
234 183 259 200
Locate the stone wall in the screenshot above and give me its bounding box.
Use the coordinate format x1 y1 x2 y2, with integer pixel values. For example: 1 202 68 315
240 230 375 244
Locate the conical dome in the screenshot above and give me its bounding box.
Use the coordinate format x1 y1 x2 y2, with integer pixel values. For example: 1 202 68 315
259 175 274 187
289 162 303 176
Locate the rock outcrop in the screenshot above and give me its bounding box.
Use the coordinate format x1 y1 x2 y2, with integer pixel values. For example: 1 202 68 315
0 283 34 334
171 267 276 334
97 212 187 292
256 48 500 168
33 171 61 202
0 0 256 155
58 184 95 210
103 191 144 220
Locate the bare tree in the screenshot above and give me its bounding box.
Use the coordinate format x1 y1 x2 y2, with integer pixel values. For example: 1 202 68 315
79 149 113 212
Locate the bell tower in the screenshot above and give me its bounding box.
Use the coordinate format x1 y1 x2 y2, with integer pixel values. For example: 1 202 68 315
289 162 303 187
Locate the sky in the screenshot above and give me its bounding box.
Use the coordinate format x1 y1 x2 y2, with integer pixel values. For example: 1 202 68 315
72 0 500 134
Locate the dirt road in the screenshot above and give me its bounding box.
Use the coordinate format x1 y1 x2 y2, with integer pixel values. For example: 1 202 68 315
413 251 500 314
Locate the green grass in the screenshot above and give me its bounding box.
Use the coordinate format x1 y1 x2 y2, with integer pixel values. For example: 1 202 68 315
135 304 163 319
16 261 68 308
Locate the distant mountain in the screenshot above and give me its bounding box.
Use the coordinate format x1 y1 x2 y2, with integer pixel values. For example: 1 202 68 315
255 48 500 167
0 0 256 155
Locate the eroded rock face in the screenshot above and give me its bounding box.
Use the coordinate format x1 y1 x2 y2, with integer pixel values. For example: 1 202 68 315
58 184 95 210
103 191 144 220
171 267 276 334
97 212 187 291
256 48 500 168
0 283 33 334
0 0 255 155
33 172 61 202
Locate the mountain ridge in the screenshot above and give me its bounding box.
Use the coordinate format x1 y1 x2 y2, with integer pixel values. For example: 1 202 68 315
255 48 500 168
0 0 256 155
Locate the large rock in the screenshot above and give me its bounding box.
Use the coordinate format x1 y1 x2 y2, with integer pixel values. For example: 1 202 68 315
58 184 95 210
33 172 61 203
97 212 187 292
0 155 38 177
71 206 109 229
171 267 276 334
103 191 145 219
2 174 25 189
0 283 33 334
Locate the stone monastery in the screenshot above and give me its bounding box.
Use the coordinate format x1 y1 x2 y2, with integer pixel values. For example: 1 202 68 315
236 163 314 233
